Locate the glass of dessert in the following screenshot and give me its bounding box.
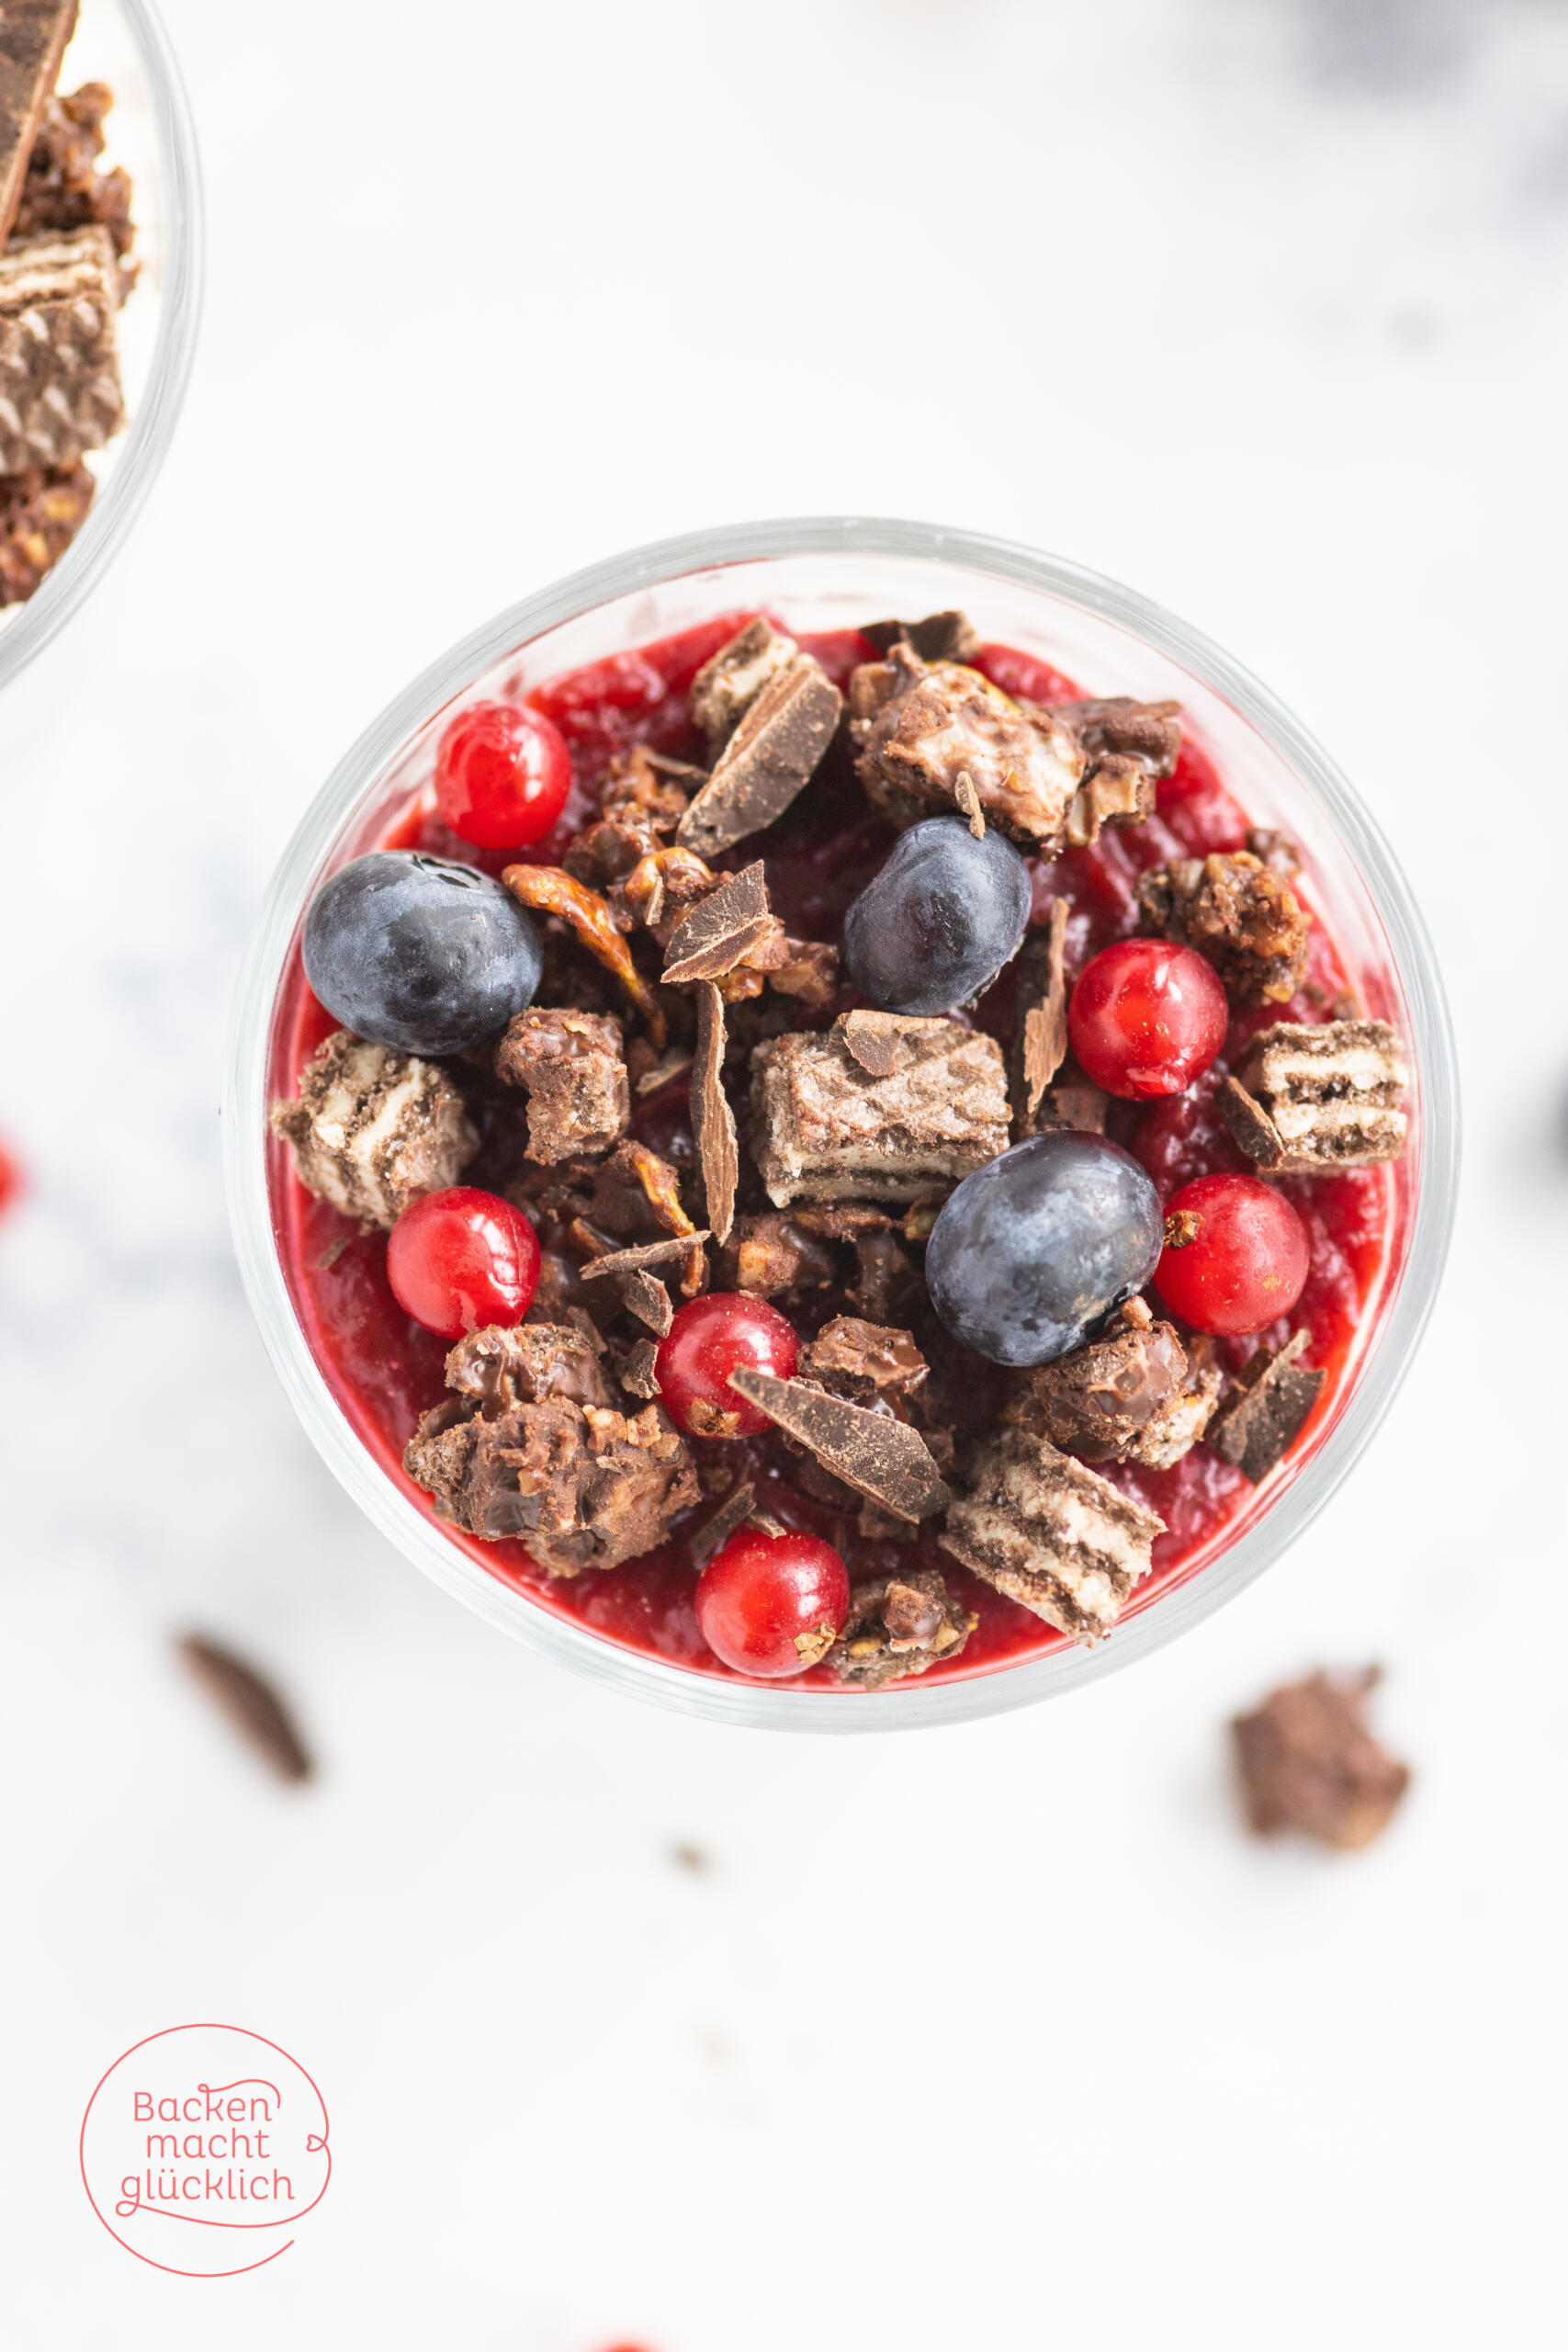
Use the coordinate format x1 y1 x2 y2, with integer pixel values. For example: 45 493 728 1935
0 0 201 686
229 519 1458 1727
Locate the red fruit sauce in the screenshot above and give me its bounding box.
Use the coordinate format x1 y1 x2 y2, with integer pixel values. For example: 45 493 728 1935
265 614 1410 1691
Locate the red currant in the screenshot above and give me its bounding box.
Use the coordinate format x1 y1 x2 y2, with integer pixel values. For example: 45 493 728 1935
655 1293 798 1439
434 700 572 851
1154 1172 1309 1337
1067 938 1229 1100
696 1527 850 1678
0 1138 21 1221
387 1187 541 1339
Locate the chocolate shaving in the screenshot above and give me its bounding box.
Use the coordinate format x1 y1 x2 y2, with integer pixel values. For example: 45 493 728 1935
617 1267 673 1335
1209 1331 1325 1483
749 1509 787 1540
634 1048 694 1096
176 1635 313 1785
661 861 773 983
954 771 985 839
862 610 981 663
577 1230 713 1280
689 1480 756 1566
1021 899 1069 1116
726 1367 953 1521
839 1009 904 1080
1216 1072 1286 1170
692 981 739 1245
502 863 668 1047
619 1338 663 1398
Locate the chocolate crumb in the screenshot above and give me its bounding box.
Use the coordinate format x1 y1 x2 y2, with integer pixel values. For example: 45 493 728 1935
727 1366 953 1521
671 1840 712 1873
1208 1331 1325 1482
619 1338 663 1399
1232 1668 1409 1849
954 770 986 839
839 1009 904 1080
689 1479 756 1565
176 1635 312 1785
661 860 773 983
692 981 739 1244
749 1509 788 1541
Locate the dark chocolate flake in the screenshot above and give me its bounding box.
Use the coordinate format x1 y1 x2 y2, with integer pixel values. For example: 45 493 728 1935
839 1009 904 1080
619 1337 663 1398
692 981 739 1245
1209 1331 1325 1483
661 861 773 983
954 771 985 839
1216 1072 1285 1170
726 1366 953 1521
1021 898 1069 1117
617 1266 674 1335
577 1230 713 1281
689 1479 756 1566
675 656 843 858
176 1634 313 1784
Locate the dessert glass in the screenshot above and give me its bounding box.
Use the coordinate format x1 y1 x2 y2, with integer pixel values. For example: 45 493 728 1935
226 518 1459 1730
0 0 203 691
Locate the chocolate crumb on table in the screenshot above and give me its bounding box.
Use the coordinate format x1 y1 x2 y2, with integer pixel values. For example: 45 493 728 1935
270 1029 478 1229
750 1013 1010 1204
176 1634 313 1786
941 1426 1165 1645
829 1567 977 1689
1232 1668 1410 1849
494 1006 629 1164
1137 850 1312 1004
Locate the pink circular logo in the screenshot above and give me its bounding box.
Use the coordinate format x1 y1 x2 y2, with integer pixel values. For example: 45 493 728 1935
80 2024 331 2276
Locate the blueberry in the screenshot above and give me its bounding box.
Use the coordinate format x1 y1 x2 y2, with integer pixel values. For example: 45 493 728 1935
842 816 1032 1015
925 1132 1163 1367
303 851 543 1056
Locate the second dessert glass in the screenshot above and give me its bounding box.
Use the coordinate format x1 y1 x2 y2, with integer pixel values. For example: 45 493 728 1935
226 518 1459 1730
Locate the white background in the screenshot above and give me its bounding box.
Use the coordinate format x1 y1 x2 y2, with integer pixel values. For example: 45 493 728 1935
2 2 1565 2346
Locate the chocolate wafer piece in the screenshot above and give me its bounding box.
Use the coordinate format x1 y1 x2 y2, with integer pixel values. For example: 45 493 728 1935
676 654 843 857
0 225 122 473
726 1365 953 1521
1234 1020 1408 1172
0 3 78 247
941 1427 1164 1645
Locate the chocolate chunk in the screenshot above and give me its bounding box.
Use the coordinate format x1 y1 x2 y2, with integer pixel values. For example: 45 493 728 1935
953 771 985 838
1054 695 1182 776
716 1212 837 1295
1208 1330 1325 1483
676 653 843 857
829 1568 977 1690
405 1378 698 1570
1033 1068 1109 1135
849 1226 919 1324
691 980 739 1245
1235 1020 1408 1171
618 1337 663 1400
689 617 798 753
446 1321 613 1418
861 610 981 663
798 1316 928 1407
941 1428 1164 1645
1232 1668 1410 1849
1064 754 1157 848
176 1634 312 1785
839 1009 904 1080
495 1005 630 1164
750 1014 1010 1205
1138 851 1311 1005
0 225 123 473
726 1367 953 1521
851 644 1085 850
0 3 78 246
1009 1303 1191 1464
566 748 705 889
1016 899 1069 1126
0 454 89 601
660 860 773 983
13 83 137 291
1215 1071 1286 1170
270 1029 478 1231
688 1479 756 1566
577 1230 713 1282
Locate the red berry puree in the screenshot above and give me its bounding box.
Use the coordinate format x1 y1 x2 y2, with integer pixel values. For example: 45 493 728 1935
266 611 1411 1690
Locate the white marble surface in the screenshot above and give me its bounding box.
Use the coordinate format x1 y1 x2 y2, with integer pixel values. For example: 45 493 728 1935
3 1 1565 2344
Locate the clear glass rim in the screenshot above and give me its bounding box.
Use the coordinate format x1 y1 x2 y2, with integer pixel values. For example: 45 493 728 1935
0 0 205 692
224 515 1461 1732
